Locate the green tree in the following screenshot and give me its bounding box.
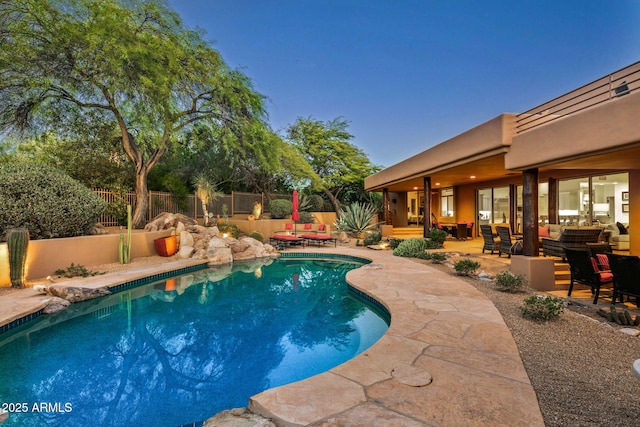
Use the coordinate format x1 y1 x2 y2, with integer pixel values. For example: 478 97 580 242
0 0 265 228
287 117 381 214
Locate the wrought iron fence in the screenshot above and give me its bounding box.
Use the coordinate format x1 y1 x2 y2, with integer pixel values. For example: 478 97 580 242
94 189 291 226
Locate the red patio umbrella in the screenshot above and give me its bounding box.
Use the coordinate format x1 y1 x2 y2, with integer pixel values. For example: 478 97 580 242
292 190 300 235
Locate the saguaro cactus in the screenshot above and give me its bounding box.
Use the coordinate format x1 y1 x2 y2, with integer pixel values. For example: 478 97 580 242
7 228 29 288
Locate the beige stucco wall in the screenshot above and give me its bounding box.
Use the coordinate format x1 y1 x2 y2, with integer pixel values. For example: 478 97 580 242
0 230 172 285
365 114 516 191
506 91 640 170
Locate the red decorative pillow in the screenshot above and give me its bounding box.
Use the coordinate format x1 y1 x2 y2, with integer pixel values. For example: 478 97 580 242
538 226 550 238
596 254 610 270
318 224 326 231
304 223 312 230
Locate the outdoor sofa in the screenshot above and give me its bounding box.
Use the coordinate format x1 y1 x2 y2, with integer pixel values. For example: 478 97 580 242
541 227 603 261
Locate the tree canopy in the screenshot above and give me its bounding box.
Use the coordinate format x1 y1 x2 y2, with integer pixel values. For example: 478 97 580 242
0 0 268 227
287 116 381 214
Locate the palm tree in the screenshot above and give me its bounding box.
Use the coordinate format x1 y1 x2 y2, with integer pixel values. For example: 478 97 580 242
193 174 222 226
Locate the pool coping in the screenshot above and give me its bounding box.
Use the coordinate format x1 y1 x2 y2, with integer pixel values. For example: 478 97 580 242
249 247 544 426
0 249 544 426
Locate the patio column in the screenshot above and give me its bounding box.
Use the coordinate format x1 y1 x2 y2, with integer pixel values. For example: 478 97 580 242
548 178 557 224
423 177 431 238
509 184 517 233
523 168 539 256
383 188 391 225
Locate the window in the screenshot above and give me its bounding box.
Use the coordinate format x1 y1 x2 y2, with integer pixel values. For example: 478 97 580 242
440 188 454 217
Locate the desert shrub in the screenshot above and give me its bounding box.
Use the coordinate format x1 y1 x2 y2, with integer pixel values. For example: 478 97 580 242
306 194 324 211
363 231 382 246
249 231 264 243
393 238 428 258
494 271 527 292
298 211 315 224
54 263 103 278
454 258 480 276
0 162 106 240
428 228 448 246
429 252 447 264
389 238 404 249
424 239 441 249
520 295 564 321
269 199 292 219
218 223 239 238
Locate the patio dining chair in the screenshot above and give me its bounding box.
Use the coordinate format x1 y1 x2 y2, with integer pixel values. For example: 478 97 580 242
564 249 613 304
496 226 515 258
607 253 640 306
480 225 500 254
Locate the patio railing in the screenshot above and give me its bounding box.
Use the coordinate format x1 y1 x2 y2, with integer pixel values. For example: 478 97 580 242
516 61 640 133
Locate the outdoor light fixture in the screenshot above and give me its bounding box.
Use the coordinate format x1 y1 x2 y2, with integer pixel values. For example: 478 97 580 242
469 175 476 179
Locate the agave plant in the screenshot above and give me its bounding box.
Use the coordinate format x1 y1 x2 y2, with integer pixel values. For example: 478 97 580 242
334 202 383 235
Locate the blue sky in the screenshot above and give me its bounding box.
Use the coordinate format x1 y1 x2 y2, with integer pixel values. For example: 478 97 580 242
168 0 640 167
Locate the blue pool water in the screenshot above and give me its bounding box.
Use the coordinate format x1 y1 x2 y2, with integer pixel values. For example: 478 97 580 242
0 258 388 427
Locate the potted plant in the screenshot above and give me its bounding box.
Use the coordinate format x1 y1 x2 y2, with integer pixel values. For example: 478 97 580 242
154 235 178 257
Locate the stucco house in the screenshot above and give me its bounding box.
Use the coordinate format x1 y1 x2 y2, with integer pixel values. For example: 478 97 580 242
365 61 640 256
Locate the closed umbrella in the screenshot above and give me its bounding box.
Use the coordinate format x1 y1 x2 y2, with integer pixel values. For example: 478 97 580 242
292 190 300 235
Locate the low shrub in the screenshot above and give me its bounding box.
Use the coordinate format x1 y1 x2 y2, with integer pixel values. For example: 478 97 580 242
454 258 480 276
363 231 382 246
424 239 442 249
249 231 264 243
269 199 292 219
494 271 527 292
389 238 404 249
393 238 428 258
520 295 564 321
218 223 239 238
428 228 448 246
429 252 447 264
54 263 103 278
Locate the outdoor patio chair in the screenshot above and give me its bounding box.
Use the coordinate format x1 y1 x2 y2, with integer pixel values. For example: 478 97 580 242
607 253 640 306
564 249 613 304
586 242 612 270
480 225 500 254
496 226 515 258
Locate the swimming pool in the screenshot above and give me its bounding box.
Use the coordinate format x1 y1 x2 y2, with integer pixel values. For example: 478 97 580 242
0 257 389 427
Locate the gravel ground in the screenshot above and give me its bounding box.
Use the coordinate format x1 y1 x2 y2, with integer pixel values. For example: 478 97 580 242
417 255 640 427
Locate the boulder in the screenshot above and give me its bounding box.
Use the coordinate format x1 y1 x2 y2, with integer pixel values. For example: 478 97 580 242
177 245 195 259
37 285 111 303
144 212 196 231
180 231 194 248
192 248 208 259
208 236 227 249
208 247 233 265
42 296 71 314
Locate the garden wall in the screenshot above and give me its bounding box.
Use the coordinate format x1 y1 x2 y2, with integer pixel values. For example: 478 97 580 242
0 230 171 286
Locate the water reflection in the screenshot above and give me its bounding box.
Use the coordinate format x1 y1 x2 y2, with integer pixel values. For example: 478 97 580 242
0 259 388 427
